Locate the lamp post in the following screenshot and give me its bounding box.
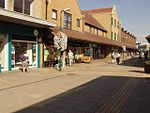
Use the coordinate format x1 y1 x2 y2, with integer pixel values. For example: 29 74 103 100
60 8 70 30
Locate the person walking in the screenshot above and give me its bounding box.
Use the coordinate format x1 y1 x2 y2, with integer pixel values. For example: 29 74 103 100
68 50 73 66
111 51 117 64
19 57 29 72
116 52 121 65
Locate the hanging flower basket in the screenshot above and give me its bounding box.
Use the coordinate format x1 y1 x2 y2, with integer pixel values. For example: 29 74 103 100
54 31 68 51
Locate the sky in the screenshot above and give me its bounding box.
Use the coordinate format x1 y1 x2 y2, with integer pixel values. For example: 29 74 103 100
78 0 150 43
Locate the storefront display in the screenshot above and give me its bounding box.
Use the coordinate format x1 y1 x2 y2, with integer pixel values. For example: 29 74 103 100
12 41 36 68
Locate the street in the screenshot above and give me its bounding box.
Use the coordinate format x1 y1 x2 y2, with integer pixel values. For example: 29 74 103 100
0 58 150 113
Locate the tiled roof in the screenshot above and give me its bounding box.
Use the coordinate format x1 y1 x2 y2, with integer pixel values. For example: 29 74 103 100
83 7 113 13
146 35 150 43
83 11 107 31
146 35 150 39
62 29 122 47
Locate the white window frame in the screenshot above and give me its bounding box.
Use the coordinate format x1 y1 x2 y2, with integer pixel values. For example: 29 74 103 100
52 9 57 20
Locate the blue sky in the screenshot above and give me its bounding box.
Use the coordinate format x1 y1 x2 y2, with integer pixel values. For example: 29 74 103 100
78 0 150 43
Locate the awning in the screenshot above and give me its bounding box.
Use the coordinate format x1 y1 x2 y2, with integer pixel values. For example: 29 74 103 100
125 44 137 50
62 29 122 47
0 8 55 28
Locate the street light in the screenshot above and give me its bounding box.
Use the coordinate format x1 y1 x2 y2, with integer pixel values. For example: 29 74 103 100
60 8 70 30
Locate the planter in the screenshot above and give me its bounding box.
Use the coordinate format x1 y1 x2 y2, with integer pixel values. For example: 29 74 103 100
144 65 150 73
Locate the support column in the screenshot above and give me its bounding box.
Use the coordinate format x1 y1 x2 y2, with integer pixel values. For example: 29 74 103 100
62 50 66 68
40 37 44 68
36 37 40 68
7 34 12 71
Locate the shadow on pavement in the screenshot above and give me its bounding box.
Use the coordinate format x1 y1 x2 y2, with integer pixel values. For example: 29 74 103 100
129 70 145 73
14 75 150 113
120 57 144 68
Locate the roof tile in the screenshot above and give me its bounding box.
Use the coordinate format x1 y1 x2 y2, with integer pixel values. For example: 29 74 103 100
83 11 107 31
83 7 113 13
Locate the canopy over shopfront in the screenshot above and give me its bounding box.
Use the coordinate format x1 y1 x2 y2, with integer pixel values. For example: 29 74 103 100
0 8 55 28
62 29 122 48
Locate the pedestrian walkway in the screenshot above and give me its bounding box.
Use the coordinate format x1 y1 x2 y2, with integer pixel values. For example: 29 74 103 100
0 57 149 113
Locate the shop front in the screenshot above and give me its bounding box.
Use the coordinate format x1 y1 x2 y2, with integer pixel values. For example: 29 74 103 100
0 22 41 71
0 8 55 72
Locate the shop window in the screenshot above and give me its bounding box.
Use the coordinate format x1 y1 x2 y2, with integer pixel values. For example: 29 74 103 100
14 0 33 15
76 19 80 27
0 0 4 8
52 9 57 20
12 41 36 67
64 12 72 29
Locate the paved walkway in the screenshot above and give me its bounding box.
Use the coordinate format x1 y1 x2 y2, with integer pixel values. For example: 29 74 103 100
0 57 149 113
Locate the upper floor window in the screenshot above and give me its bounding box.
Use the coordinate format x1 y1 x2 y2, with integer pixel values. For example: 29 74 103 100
93 28 95 34
76 19 80 27
114 33 117 41
14 0 33 15
0 0 4 8
114 19 116 27
97 30 99 35
111 32 113 40
117 22 120 29
90 27 92 33
64 12 72 29
111 17 113 25
52 9 57 20
117 34 119 40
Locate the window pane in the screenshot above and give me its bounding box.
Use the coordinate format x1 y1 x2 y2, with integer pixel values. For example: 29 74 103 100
14 0 31 15
52 9 57 19
0 0 4 8
14 0 23 13
77 19 80 27
111 17 113 25
24 0 31 15
64 12 72 29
